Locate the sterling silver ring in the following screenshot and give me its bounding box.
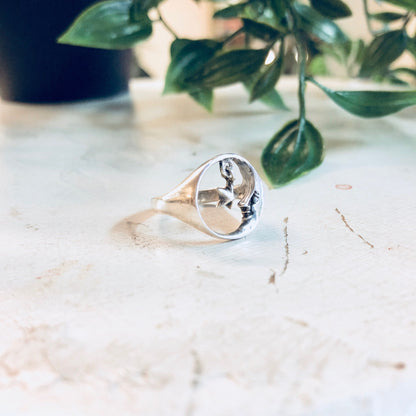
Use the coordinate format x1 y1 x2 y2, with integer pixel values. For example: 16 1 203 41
151 154 264 240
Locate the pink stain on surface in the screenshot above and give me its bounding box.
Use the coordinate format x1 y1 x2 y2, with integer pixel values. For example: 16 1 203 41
335 184 352 190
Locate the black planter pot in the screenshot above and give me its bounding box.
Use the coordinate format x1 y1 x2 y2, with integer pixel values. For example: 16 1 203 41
0 1 132 103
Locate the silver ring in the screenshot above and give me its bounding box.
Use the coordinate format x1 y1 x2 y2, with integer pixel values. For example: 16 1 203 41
151 154 264 240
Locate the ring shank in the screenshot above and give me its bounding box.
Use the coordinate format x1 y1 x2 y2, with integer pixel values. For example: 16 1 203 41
151 197 165 212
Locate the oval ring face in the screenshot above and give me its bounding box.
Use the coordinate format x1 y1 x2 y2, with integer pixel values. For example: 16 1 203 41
196 154 263 240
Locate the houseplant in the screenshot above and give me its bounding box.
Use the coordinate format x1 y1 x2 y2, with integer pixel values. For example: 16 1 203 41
58 0 416 186
0 0 131 103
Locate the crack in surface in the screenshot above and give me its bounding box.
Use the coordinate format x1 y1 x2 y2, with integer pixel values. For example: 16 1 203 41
368 359 406 370
285 317 309 327
268 269 276 285
335 208 374 249
280 217 290 276
186 350 203 416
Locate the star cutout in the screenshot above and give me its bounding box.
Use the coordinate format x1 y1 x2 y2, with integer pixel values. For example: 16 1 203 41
216 187 236 209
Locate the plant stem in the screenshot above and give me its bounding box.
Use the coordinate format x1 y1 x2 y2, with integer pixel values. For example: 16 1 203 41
156 7 178 39
286 0 307 129
296 36 307 130
401 12 413 31
363 0 378 36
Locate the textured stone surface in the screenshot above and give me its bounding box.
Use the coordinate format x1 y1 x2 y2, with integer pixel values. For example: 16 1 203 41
1 78 415 415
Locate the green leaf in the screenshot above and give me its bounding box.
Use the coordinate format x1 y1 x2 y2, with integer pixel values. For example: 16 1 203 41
268 0 286 19
385 74 410 86
407 37 416 59
359 30 408 77
392 67 416 79
250 41 285 102
170 38 191 59
308 55 329 75
386 67 416 85
58 0 152 49
242 18 281 41
189 89 214 111
185 49 269 89
293 3 349 45
262 119 324 186
353 38 366 65
243 1 288 32
243 80 288 110
257 89 289 110
381 0 416 12
370 12 406 23
214 3 248 19
310 0 352 19
309 77 416 117
164 39 221 94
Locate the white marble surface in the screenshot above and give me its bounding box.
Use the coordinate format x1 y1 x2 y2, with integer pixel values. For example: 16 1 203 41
1 78 416 416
